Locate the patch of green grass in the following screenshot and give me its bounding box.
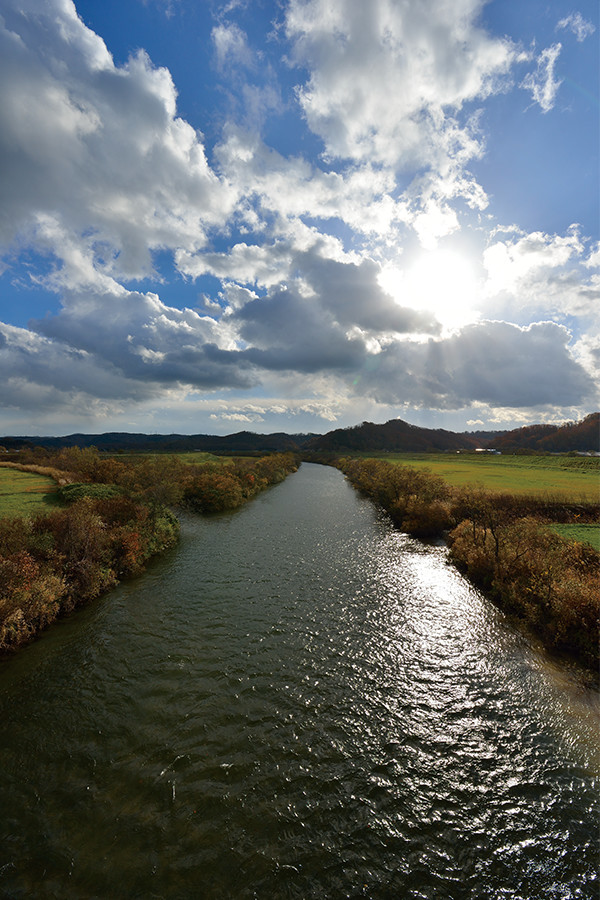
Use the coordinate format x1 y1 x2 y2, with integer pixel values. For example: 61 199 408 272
376 453 600 501
548 523 600 551
171 452 230 465
108 451 229 466
0 468 61 517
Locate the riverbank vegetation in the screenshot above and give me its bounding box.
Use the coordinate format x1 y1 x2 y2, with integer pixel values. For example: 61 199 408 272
0 448 299 653
336 457 599 670
337 451 600 499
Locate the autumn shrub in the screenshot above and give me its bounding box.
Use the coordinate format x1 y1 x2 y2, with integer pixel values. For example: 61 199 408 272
38 500 117 605
0 519 69 651
0 489 182 654
449 516 599 668
184 468 246 512
182 453 298 513
338 457 450 535
401 498 453 537
59 483 124 503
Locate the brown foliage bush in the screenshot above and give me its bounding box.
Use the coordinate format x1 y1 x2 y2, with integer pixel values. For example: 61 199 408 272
449 517 599 668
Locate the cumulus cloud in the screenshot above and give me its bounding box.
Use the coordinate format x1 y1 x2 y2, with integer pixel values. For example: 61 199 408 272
0 321 160 418
212 23 253 70
213 127 399 239
483 226 599 321
0 0 596 433
278 0 534 249
285 0 516 167
30 288 257 390
0 0 235 285
356 320 598 409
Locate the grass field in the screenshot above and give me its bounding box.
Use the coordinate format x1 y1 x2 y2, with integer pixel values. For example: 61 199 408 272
548 523 600 551
171 452 229 465
109 451 228 466
376 453 600 502
0 467 61 517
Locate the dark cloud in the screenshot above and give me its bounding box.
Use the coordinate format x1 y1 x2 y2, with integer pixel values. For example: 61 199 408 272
355 321 598 409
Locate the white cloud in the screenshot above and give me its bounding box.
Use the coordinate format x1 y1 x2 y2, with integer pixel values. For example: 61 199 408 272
556 12 595 42
285 0 516 170
212 23 253 69
213 127 399 239
484 227 582 290
483 226 599 321
0 0 596 435
520 44 562 112
0 0 236 288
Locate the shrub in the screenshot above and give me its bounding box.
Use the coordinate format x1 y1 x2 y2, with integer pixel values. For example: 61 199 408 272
59 483 124 503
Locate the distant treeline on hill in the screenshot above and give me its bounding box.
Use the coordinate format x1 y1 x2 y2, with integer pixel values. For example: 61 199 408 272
0 430 317 454
304 412 600 454
1 412 598 454
488 413 599 453
304 419 480 453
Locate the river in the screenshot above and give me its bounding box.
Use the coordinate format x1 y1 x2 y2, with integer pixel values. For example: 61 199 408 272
0 463 598 899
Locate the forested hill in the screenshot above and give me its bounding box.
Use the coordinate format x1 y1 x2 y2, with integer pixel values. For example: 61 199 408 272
0 431 317 453
2 413 597 454
304 414 599 454
304 419 481 453
489 413 600 453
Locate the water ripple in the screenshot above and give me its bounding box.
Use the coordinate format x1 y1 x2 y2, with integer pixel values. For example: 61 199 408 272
0 464 598 899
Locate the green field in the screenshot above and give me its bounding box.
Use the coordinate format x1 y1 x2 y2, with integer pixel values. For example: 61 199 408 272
170 452 229 465
376 453 600 501
548 523 600 551
109 451 228 466
0 467 61 517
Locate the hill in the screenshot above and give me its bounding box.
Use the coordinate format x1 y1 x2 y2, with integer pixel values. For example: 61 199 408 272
2 413 596 455
0 431 317 453
489 413 599 453
304 418 481 453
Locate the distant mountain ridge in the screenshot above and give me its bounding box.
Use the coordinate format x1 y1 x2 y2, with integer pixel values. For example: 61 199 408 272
1 413 597 454
0 431 317 453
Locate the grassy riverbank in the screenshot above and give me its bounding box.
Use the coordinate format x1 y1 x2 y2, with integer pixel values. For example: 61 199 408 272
0 448 299 653
357 451 600 500
0 466 62 517
336 456 599 671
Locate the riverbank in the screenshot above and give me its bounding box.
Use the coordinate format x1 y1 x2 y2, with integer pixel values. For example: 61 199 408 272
1 461 597 900
0 450 299 653
335 456 600 671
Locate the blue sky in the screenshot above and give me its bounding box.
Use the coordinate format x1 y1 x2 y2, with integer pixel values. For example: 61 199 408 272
0 0 598 436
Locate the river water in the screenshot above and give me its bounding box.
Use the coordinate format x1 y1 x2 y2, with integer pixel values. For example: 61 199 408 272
0 463 598 899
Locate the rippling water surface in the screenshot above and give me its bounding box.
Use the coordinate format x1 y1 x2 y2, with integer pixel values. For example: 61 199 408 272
0 464 598 899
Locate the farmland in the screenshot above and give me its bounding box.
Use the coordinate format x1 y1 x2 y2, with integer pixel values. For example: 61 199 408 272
371 452 600 501
0 466 61 517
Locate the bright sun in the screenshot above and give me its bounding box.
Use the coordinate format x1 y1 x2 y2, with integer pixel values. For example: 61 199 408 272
380 249 481 331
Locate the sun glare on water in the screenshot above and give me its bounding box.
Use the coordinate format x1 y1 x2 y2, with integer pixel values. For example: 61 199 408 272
380 249 481 332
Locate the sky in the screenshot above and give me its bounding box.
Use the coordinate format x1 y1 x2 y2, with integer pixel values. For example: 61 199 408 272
0 0 598 437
